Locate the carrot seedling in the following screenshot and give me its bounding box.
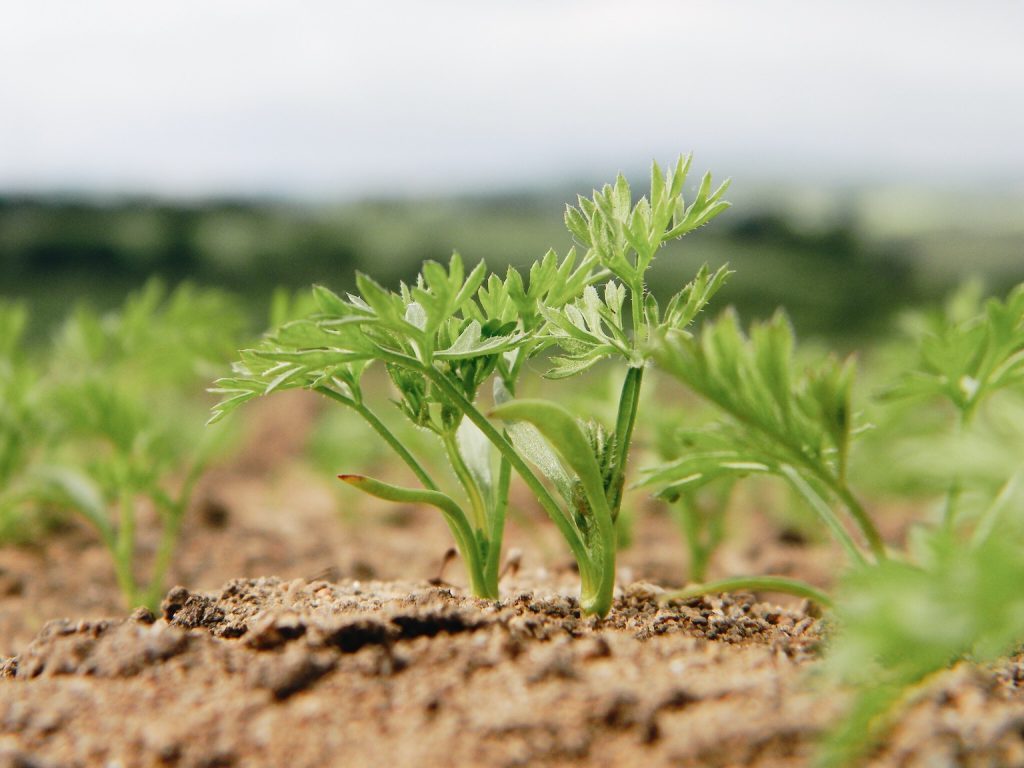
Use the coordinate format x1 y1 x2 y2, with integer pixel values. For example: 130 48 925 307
212 156 731 616
642 280 1024 762
0 302 42 542
644 309 885 578
36 281 244 610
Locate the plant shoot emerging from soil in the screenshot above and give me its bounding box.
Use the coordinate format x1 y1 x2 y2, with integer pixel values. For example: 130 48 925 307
3 282 243 610
641 280 1024 763
211 155 731 616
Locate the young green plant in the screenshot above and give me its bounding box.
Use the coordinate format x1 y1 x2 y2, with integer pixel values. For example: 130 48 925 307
642 309 886 601
38 281 243 610
212 252 584 600
0 302 43 542
212 155 732 616
819 496 1024 766
882 282 1024 529
494 156 732 614
644 281 1024 762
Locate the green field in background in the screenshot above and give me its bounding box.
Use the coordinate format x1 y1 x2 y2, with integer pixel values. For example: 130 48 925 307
3 186 1022 341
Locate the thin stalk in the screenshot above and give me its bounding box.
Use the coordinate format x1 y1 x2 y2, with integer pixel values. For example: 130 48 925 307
770 439 884 561
584 516 617 617
630 282 645 347
662 575 834 609
827 480 887 561
782 466 868 567
484 454 512 589
142 497 185 611
608 365 644 516
442 431 487 533
315 385 437 491
114 490 138 607
942 409 968 531
971 470 1020 547
420 367 591 578
676 495 709 583
142 465 203 610
674 487 728 584
675 380 887 561
340 474 492 598
942 483 963 530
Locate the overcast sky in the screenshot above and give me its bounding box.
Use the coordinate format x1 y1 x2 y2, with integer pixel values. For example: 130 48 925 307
2 1 1023 198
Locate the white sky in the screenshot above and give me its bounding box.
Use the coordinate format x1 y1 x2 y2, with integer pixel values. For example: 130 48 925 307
2 1 1023 198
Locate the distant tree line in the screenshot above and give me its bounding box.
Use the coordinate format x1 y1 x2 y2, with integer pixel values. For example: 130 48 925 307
1 195 925 338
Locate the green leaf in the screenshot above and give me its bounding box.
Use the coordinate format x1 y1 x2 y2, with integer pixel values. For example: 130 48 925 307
456 417 494 506
490 399 612 527
36 466 114 547
662 264 732 332
541 281 635 376
662 575 834 608
669 154 693 199
434 321 524 360
884 282 1024 420
355 272 406 329
312 284 353 316
564 205 591 246
640 448 774 497
338 474 486 591
544 354 605 380
650 160 667 208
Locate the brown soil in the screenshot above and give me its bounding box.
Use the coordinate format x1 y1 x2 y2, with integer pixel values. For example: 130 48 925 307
2 392 1023 767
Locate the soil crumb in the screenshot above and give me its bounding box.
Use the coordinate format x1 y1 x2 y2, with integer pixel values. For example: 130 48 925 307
2 577 1023 767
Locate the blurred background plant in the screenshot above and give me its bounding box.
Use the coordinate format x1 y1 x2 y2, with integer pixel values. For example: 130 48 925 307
638 278 1024 764
818 514 1024 766
0 302 46 543
1 282 245 609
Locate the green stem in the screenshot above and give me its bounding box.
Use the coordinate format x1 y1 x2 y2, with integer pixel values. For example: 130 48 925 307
584 523 617 617
782 466 868 567
773 443 884 561
971 471 1020 547
421 367 590 571
142 497 185 612
828 480 887 561
315 385 438 491
340 474 493 598
142 462 204 611
942 483 963 530
662 575 834 609
442 431 487 534
114 490 139 607
630 282 644 346
609 365 644 516
676 494 709 583
942 409 968 531
485 454 512 589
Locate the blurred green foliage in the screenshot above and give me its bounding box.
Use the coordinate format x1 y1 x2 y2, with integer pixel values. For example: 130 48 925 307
0 281 244 609
0 302 44 541
820 511 1024 767
6 191 1019 341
